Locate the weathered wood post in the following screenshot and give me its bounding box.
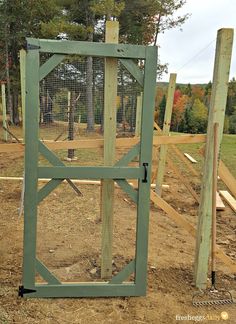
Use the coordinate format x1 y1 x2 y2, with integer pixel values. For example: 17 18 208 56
155 73 176 195
101 20 119 278
135 92 142 137
1 82 8 142
194 29 234 289
20 49 26 141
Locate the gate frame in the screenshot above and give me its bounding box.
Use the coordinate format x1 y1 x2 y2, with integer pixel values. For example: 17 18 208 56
20 38 157 298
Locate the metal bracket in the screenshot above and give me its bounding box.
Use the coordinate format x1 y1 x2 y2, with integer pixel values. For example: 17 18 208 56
23 42 40 51
142 163 148 183
18 285 36 297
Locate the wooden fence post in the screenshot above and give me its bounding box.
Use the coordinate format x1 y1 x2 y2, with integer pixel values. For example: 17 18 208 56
135 92 142 137
101 20 119 278
1 82 8 142
194 29 234 289
20 49 26 142
155 73 176 195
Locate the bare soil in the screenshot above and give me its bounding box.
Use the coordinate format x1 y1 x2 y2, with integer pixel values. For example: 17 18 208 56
0 138 236 324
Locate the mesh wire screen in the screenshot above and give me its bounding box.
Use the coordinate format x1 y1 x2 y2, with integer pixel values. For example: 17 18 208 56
36 54 142 282
39 55 142 142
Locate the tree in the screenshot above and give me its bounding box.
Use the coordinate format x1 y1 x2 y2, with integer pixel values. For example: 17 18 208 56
172 93 188 131
226 78 236 116
188 98 208 133
229 113 236 134
158 94 166 128
0 0 59 124
118 0 190 76
45 0 125 132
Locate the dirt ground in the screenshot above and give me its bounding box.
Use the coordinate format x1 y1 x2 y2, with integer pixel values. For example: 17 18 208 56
0 137 236 323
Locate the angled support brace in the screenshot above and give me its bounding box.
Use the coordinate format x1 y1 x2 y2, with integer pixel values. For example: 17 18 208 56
115 180 138 204
39 141 82 196
120 59 144 87
109 260 135 284
38 179 64 203
39 54 65 81
36 258 61 285
115 143 140 167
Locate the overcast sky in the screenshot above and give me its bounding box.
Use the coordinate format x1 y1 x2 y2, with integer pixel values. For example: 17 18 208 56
158 0 236 84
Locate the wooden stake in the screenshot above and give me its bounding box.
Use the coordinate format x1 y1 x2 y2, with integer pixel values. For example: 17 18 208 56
101 21 119 279
68 91 75 159
155 73 176 195
1 82 8 142
135 92 142 137
194 29 234 289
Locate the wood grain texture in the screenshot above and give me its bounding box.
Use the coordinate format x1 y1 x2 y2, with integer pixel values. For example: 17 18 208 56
219 190 236 212
155 73 176 195
194 28 234 289
101 21 119 279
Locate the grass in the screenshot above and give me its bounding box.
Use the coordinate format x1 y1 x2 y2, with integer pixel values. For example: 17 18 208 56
174 133 236 178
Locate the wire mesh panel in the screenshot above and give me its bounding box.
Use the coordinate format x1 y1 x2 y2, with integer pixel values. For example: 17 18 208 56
39 55 142 142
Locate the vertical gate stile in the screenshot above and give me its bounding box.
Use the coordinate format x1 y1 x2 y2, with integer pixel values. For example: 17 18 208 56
135 46 158 294
22 48 40 289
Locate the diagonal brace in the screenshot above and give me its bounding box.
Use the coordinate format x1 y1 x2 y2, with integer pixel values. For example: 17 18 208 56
39 141 82 196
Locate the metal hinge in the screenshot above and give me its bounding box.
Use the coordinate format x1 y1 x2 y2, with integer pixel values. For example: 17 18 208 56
18 285 36 297
23 43 40 51
142 162 148 183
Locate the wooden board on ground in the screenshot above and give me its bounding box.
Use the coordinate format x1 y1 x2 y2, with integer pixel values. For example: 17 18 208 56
216 191 225 210
219 190 236 212
184 153 197 163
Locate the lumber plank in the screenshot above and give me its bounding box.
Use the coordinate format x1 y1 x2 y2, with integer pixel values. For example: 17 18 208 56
135 93 142 137
167 157 199 203
101 21 119 279
0 143 24 153
149 190 236 272
0 134 207 153
218 160 236 198
219 190 236 212
216 191 225 210
184 153 197 163
195 29 234 289
153 134 206 145
155 73 176 195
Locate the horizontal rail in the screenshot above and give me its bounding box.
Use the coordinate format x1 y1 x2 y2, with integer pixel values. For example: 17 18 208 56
27 38 146 59
37 166 142 180
0 134 207 153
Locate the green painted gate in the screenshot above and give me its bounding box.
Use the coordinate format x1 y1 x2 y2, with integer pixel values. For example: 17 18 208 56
20 38 157 298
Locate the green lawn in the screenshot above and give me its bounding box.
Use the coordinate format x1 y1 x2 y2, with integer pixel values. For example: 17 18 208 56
171 133 236 178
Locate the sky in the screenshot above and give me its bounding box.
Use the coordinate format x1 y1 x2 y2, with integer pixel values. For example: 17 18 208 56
158 0 236 84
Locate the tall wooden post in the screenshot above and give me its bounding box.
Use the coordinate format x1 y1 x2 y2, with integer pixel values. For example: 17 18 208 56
1 82 8 142
101 21 119 278
68 91 75 160
194 29 234 289
20 49 26 141
135 92 142 137
155 73 176 195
